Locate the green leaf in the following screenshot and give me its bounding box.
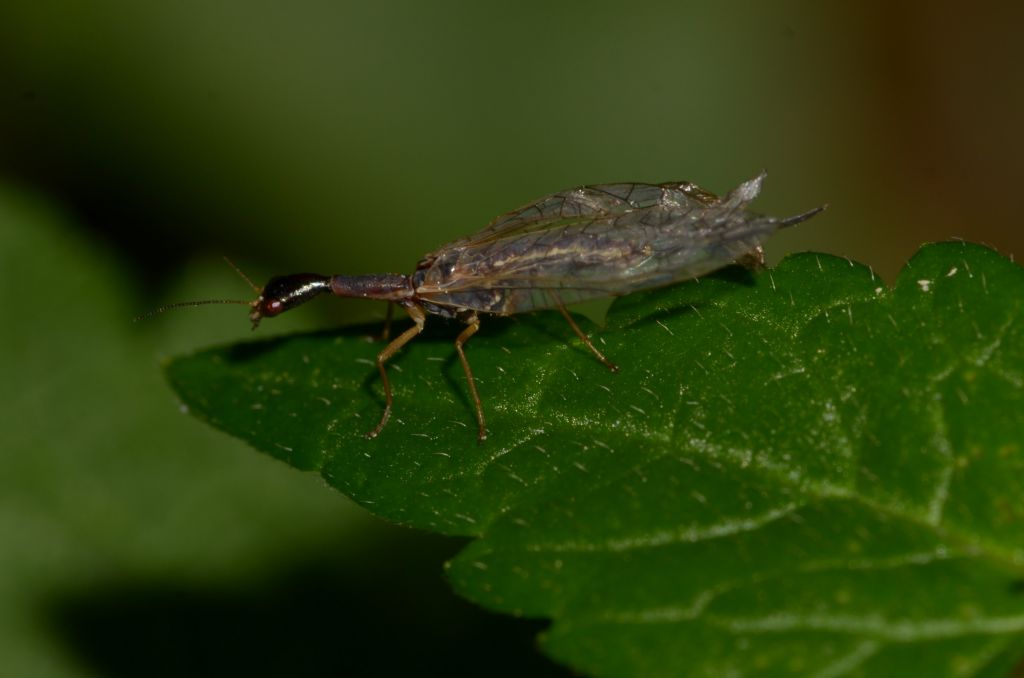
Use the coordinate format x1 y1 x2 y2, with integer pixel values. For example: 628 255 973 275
167 242 1024 676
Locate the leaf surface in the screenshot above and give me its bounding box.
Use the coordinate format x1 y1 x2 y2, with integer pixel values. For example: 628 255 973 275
168 243 1024 676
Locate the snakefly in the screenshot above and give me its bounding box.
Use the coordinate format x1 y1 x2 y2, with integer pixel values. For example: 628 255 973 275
147 172 823 441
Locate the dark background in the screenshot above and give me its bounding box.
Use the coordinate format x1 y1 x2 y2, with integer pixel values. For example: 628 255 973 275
1 2 1021 675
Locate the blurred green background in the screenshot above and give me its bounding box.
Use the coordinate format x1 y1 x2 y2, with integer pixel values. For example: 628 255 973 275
0 1 1021 675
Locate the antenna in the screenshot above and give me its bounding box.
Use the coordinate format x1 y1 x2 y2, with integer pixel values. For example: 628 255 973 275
223 256 260 293
133 298 252 323
133 257 261 323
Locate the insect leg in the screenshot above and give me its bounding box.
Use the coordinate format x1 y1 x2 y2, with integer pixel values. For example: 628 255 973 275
735 246 766 271
454 315 487 442
556 302 619 373
376 302 395 341
367 304 426 438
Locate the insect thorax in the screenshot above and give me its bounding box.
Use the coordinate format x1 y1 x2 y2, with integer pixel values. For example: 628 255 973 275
412 259 513 317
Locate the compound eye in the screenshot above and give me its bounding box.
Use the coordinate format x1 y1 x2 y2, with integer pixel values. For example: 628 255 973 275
256 274 330 320
262 298 285 317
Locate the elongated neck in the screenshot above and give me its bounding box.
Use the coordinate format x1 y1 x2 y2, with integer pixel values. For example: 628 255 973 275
330 273 412 301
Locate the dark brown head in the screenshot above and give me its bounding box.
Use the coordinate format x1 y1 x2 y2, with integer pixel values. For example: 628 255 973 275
250 274 332 328
133 260 332 329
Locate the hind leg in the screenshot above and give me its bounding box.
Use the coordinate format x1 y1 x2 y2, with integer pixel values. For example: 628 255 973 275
556 302 619 373
735 246 766 271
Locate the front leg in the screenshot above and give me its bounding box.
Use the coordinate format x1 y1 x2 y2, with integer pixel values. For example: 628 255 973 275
367 304 426 438
454 314 487 441
373 301 395 342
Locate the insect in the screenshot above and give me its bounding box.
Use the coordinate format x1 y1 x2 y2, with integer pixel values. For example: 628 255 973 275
148 172 823 441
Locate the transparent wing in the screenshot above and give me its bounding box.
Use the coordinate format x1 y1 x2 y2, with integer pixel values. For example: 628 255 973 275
418 178 720 265
415 173 823 314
